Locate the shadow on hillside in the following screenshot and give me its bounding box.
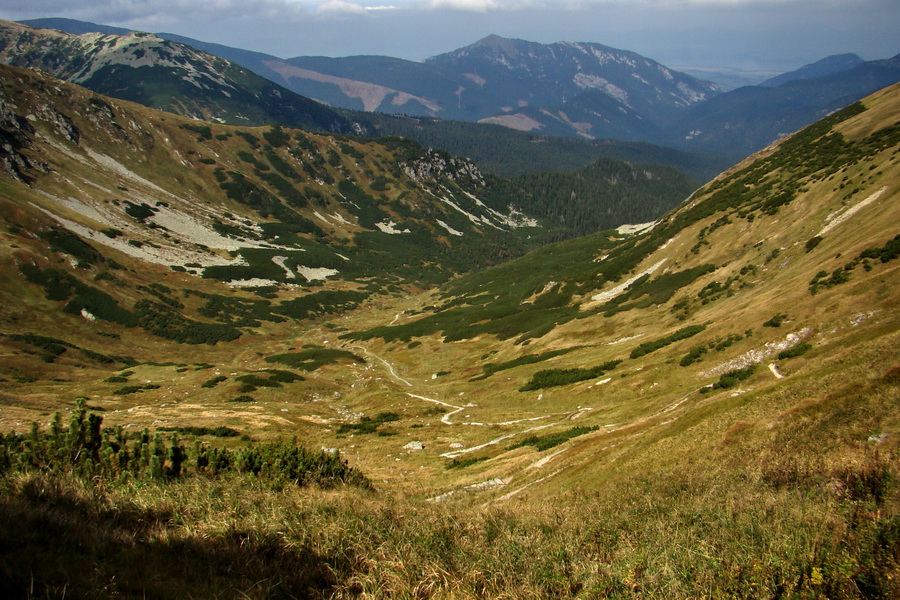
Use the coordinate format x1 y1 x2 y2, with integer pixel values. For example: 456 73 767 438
0 477 348 599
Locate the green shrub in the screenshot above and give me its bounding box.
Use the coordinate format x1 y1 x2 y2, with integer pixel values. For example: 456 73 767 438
520 361 621 392
262 125 291 148
158 426 240 438
474 348 575 380
337 412 400 435
229 395 256 403
201 375 228 388
630 324 706 359
446 456 488 470
702 365 757 393
265 370 304 384
508 426 599 452
39 228 104 265
179 123 212 140
778 342 812 360
114 384 159 395
679 344 708 367
134 300 240 344
763 313 787 328
236 131 260 148
860 234 900 263
123 201 157 222
0 404 368 489
266 348 364 371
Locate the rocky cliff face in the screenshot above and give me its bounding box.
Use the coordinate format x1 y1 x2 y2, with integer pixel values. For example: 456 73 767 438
401 149 485 187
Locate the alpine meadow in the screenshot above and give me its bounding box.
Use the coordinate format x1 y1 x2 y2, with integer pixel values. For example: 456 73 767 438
0 16 898 600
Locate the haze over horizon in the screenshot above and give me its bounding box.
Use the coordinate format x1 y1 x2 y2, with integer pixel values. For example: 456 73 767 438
1 0 897 74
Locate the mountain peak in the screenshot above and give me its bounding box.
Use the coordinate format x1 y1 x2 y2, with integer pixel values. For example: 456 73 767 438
475 33 509 45
467 34 527 58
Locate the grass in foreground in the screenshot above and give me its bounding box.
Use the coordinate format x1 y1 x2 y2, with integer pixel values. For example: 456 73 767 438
1 448 897 599
0 368 897 598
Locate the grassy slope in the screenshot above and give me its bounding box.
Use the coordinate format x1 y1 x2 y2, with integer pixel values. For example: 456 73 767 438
328 85 899 496
0 70 898 597
0 61 541 438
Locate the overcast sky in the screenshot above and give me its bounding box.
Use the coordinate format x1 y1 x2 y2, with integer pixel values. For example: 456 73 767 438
1 0 897 72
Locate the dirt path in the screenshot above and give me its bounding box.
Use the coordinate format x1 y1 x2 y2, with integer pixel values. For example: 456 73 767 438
352 343 713 503
406 393 468 424
353 346 595 458
351 345 413 387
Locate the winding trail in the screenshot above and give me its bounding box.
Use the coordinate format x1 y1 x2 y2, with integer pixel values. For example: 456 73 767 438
353 345 731 502
406 393 468 424
352 345 594 459
354 343 739 504
352 345 413 387
354 343 746 505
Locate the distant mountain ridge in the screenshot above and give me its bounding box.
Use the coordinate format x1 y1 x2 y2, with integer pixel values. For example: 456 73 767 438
761 53 865 87
427 35 719 118
2 19 352 134
19 16 132 36
19 19 719 135
277 34 721 140
14 18 900 162
10 18 730 179
671 54 900 156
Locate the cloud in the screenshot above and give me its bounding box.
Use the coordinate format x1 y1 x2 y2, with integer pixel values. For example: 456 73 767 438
315 0 369 15
2 0 895 66
314 1 399 15
0 0 308 25
424 0 503 11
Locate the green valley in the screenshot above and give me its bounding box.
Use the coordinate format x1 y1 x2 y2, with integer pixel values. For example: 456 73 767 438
0 46 898 599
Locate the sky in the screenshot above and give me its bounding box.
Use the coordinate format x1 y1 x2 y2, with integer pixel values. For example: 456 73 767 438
0 0 897 73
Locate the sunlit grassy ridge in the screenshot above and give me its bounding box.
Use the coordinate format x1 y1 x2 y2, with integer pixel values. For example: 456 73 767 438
343 96 898 347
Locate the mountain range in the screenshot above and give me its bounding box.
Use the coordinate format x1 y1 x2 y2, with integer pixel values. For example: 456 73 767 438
0 17 899 598
3 19 724 180
16 18 900 162
287 34 719 123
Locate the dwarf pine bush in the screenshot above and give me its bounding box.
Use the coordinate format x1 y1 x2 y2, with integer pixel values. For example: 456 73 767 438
0 399 369 489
